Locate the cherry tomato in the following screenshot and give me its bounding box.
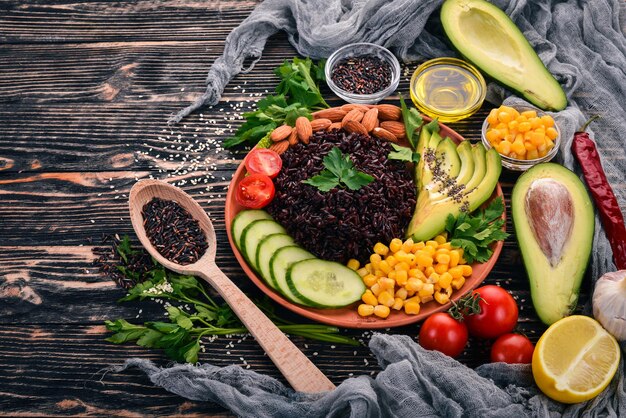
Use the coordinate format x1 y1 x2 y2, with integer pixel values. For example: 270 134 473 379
235 173 275 209
419 312 468 358
245 148 282 179
465 285 518 339
491 333 534 364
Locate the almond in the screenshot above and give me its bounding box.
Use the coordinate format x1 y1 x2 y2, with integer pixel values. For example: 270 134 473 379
361 108 379 132
372 127 398 142
288 128 299 145
341 109 365 127
312 108 347 122
377 104 402 121
340 104 370 113
269 140 289 154
310 118 332 131
270 124 293 142
380 121 406 139
328 122 342 131
295 116 313 144
344 120 369 136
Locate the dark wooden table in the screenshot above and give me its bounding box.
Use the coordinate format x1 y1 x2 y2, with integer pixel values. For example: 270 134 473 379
1 1 615 416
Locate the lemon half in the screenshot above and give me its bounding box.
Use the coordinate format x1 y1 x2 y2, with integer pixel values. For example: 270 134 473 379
532 315 620 404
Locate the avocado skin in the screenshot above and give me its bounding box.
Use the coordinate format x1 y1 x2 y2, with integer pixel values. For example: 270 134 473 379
512 163 594 325
441 0 567 111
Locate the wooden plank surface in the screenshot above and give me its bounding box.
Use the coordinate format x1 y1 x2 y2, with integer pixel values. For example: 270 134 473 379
0 0 606 415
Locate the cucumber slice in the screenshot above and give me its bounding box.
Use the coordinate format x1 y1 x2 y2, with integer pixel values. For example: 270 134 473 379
231 210 273 250
255 233 294 289
241 220 286 271
287 259 365 308
270 246 315 306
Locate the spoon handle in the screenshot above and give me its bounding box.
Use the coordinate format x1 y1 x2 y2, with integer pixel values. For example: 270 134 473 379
197 262 336 393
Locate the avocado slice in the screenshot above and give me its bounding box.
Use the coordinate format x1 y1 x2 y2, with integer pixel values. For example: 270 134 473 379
422 137 462 191
512 163 594 325
441 0 567 111
455 141 475 185
407 144 501 241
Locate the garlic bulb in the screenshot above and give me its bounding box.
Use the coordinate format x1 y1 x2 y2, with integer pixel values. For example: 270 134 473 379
593 270 626 341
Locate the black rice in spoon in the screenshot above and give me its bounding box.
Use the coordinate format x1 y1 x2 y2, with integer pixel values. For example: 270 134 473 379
267 129 416 264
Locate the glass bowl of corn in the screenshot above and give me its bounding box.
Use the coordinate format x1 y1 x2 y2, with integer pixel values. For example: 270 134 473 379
481 105 560 171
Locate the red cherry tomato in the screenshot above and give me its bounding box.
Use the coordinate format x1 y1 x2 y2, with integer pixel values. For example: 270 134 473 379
490 333 534 364
235 173 275 209
419 312 468 358
244 148 282 179
465 285 518 339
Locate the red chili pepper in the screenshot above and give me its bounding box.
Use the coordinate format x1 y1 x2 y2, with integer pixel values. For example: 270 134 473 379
572 116 626 270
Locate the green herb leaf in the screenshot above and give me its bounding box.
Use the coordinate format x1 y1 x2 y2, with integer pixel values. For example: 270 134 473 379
424 117 440 134
399 94 423 148
388 143 420 163
446 197 509 263
303 147 373 192
136 329 164 348
116 236 139 263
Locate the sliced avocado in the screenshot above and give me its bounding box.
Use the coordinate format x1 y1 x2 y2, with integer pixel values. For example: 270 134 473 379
422 137 461 190
406 144 500 241
441 0 567 111
455 141 475 185
415 125 433 190
512 163 594 325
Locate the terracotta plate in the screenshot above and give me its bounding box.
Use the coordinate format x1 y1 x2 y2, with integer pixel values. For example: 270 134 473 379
225 119 504 329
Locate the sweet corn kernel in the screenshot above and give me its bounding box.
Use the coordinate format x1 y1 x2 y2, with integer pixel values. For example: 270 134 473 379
347 259 360 271
379 260 392 274
521 110 537 119
388 270 397 280
379 277 395 290
546 127 558 140
402 238 414 253
434 288 451 305
395 287 408 300
358 304 375 317
404 301 421 315
385 255 398 268
374 269 384 278
411 241 425 252
461 265 473 276
356 267 369 277
371 283 382 296
415 251 433 267
361 290 378 305
438 272 453 289
449 250 460 267
374 305 391 319
420 294 434 304
434 263 449 275
408 268 421 278
435 252 450 264
365 263 374 274
449 266 463 279
405 278 423 292
394 250 409 263
378 291 395 307
389 238 403 253
419 283 434 298
438 242 452 250
541 115 554 127
451 277 466 290
395 261 410 272
395 270 408 285
423 245 436 256
424 266 435 277
392 297 404 310
434 235 446 245
426 240 439 248
370 253 382 268
427 273 439 284
363 274 378 287
373 242 389 256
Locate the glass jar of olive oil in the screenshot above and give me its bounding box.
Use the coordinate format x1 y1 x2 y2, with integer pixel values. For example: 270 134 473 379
410 58 486 123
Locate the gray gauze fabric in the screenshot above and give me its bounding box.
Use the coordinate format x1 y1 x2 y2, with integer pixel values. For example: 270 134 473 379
115 0 626 416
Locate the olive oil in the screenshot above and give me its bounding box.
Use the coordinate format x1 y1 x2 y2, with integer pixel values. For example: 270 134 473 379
410 58 486 122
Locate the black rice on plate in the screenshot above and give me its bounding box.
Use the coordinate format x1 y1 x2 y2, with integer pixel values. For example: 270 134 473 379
267 129 416 264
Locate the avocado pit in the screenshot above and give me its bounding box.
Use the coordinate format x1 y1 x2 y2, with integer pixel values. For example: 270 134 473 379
524 178 574 268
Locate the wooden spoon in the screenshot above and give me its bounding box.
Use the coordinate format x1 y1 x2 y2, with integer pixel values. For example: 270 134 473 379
128 179 335 393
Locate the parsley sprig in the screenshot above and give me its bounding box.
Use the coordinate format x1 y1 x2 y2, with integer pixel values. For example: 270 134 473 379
303 147 374 192
445 197 509 263
105 238 358 363
224 57 328 148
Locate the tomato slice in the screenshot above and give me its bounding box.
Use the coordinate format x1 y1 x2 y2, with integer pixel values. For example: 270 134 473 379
235 173 275 209
244 148 283 179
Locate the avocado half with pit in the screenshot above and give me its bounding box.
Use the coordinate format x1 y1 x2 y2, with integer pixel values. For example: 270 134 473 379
512 163 594 325
441 0 567 111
